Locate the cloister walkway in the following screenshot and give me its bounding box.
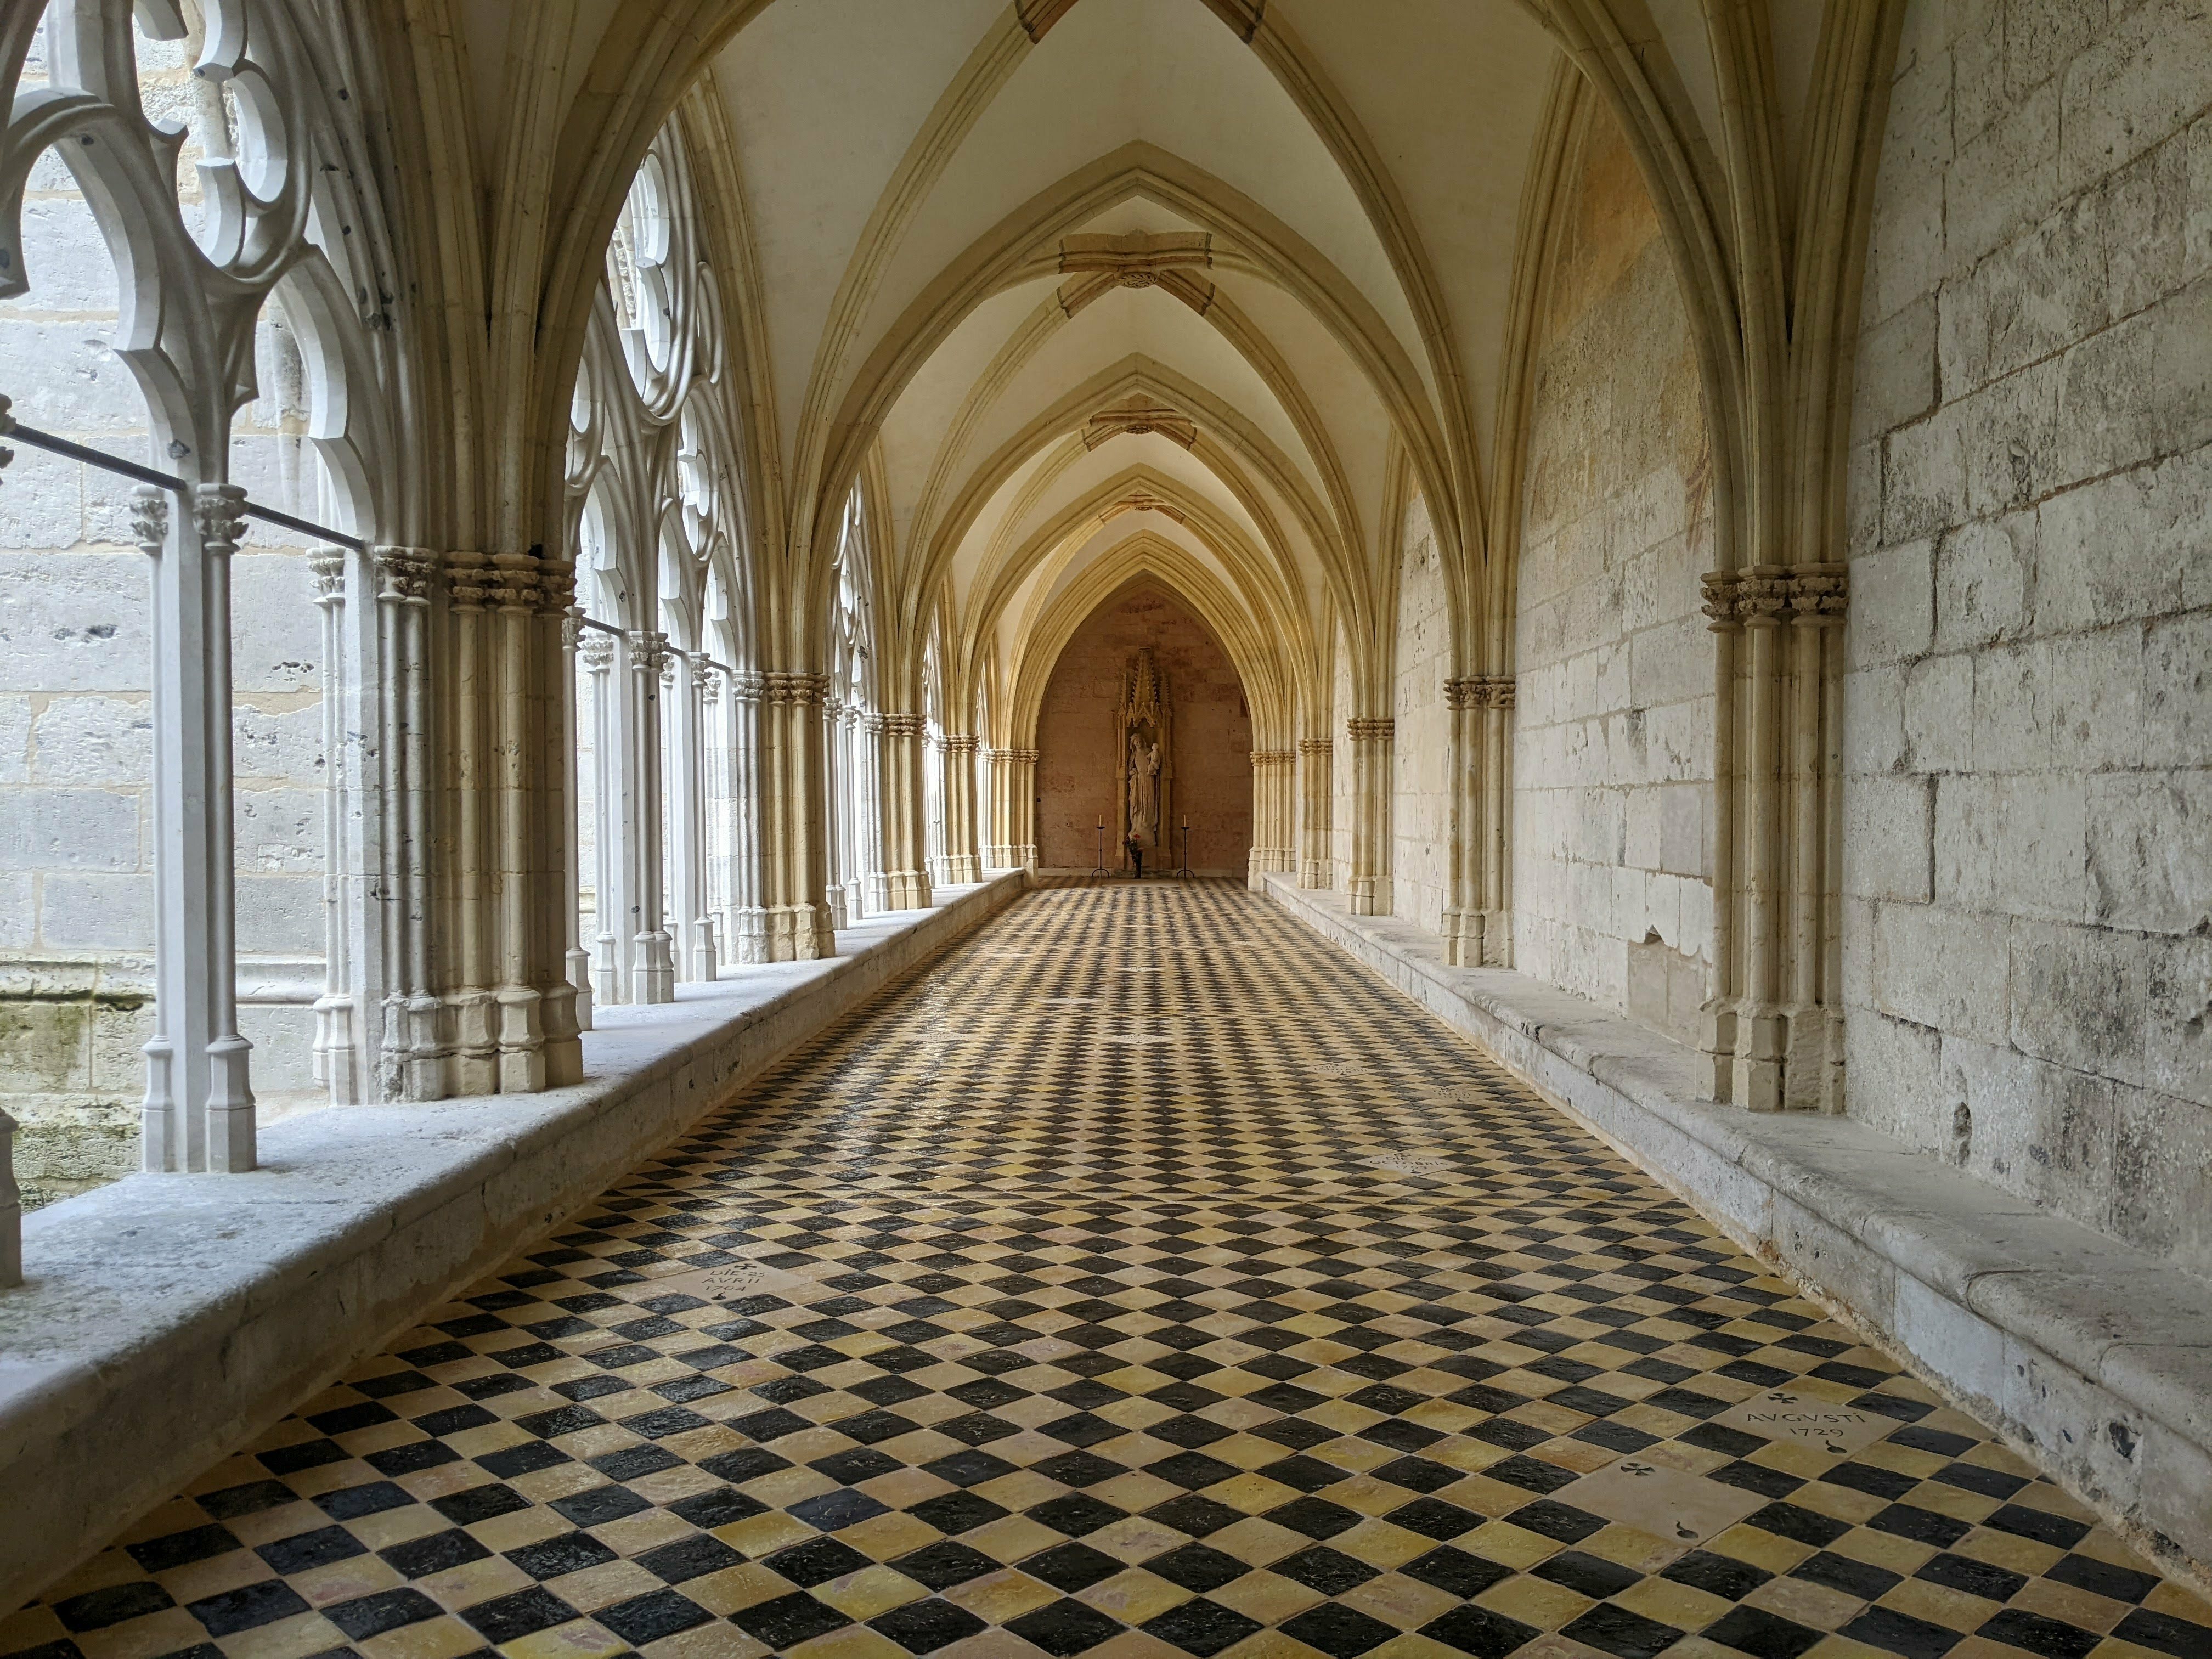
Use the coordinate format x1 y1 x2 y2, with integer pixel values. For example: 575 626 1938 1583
9 884 2207 1659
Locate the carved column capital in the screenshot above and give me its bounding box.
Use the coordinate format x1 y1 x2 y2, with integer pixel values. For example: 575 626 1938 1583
1788 565 1850 626
628 629 674 680
445 551 491 610
1445 675 1516 710
192 483 249 552
1346 716 1395 743
1703 565 1849 629
535 561 578 615
309 546 347 606
129 485 170 554
488 552 545 612
764 669 831 706
373 547 438 605
575 627 614 671
878 711 926 740
940 733 980 756
1298 736 1333 757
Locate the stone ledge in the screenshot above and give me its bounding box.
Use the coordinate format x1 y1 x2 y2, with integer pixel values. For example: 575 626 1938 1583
0 872 1028 1612
1263 874 2212 1592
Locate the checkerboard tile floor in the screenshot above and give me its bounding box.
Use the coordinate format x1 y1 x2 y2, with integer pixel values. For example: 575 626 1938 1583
10 881 2209 1659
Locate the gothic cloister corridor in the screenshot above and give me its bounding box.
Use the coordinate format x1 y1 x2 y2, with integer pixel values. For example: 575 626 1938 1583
10 882 2206 1659
3 0 2209 1639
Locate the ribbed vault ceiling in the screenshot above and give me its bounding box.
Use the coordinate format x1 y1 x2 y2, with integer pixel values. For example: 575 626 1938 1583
448 0 1837 738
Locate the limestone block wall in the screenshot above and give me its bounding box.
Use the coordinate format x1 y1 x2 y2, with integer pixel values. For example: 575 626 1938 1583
1392 493 1451 935
1510 97 1716 1041
1 90 330 1201
1840 0 2212 1276
1034 584 1252 873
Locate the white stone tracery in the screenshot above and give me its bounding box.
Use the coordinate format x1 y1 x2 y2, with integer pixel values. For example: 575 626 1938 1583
0 0 400 1179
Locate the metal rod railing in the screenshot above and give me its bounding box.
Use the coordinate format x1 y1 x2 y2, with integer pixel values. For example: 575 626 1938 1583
2 417 366 551
572 613 738 678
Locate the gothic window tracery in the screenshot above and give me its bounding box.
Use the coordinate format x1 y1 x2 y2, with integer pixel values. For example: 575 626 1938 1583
0 0 398 1183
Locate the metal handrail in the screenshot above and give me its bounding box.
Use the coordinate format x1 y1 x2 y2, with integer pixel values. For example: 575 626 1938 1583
0 413 366 552
572 613 738 679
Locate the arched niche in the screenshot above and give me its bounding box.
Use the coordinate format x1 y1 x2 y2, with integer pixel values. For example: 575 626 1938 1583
1034 578 1251 875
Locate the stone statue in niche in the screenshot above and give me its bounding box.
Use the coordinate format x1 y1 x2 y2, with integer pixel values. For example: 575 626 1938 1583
1119 647 1171 871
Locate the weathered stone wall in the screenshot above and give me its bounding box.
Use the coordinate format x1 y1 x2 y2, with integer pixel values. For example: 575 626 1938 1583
1392 493 1451 934
1510 97 1716 1041
1 55 330 1202
1841 0 2212 1276
1034 584 1252 873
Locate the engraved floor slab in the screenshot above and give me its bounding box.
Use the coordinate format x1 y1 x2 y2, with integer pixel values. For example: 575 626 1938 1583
8 881 2208 1659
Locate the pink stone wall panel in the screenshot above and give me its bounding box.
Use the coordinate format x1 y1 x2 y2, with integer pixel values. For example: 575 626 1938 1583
1036 585 1252 872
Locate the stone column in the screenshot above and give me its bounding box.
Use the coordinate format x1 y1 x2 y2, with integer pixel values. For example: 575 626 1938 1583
756 672 838 960
1344 718 1394 916
578 628 625 1001
730 672 771 960
983 749 1013 867
872 712 933 910
723 672 768 961
624 629 678 1003
1443 676 1515 967
441 552 498 1086
433 555 583 1093
1297 737 1332 888
664 656 719 981
1003 748 1040 869
820 696 849 929
309 548 361 1101
371 548 445 1101
136 485 256 1172
696 667 727 977
1248 752 1292 888
1267 751 1298 874
938 734 982 883
1702 566 1849 1112
845 706 874 923
560 610 595 1031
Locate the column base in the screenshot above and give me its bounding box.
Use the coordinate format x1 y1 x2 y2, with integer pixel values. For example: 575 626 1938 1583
1298 859 1328 889
631 933 676 1006
687 918 720 983
447 988 500 1096
1443 907 1483 967
493 984 548 1095
877 869 932 911
566 948 596 1032
205 1033 257 1173
730 907 772 964
940 854 981 884
141 1036 177 1172
532 981 584 1088
1347 876 1387 916
774 903 837 961
312 994 359 1105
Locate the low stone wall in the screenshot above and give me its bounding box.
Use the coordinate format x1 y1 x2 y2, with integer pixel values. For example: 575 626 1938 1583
1265 874 2212 1594
0 872 1026 1612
